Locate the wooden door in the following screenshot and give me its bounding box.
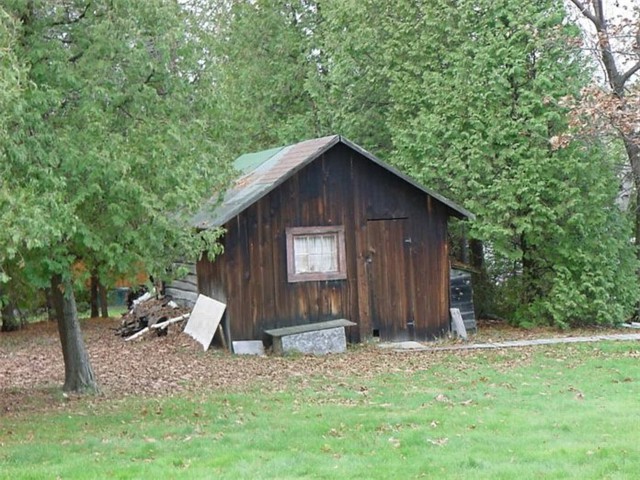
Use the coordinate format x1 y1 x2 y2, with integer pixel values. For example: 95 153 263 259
366 219 415 341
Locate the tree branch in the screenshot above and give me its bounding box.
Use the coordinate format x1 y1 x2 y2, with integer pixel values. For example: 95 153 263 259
568 0 598 27
571 0 625 94
68 51 84 63
143 71 155 85
117 106 134 119
621 60 640 86
51 2 91 27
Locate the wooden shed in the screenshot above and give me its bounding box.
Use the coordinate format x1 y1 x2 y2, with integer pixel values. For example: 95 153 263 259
193 135 473 345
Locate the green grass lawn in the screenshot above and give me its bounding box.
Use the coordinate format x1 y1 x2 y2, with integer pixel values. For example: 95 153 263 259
1 342 639 479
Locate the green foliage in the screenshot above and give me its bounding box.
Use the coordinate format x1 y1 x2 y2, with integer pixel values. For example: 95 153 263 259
1 1 231 287
186 0 639 326
487 142 638 327
3 0 637 328
210 0 323 157
0 7 24 135
378 0 638 326
308 0 397 155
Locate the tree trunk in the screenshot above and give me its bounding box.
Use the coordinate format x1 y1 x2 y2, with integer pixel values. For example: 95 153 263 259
624 137 640 261
0 295 24 332
98 281 109 318
0 285 22 332
51 274 99 394
468 238 492 318
45 288 56 321
90 273 100 318
520 233 543 307
1 302 21 332
469 238 484 271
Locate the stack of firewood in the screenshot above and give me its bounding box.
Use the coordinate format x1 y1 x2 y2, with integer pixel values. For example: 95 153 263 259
116 295 190 340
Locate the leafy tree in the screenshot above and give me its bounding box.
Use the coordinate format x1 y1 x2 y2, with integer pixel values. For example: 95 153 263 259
384 0 638 326
1 1 228 392
307 0 396 155
159 0 638 327
565 0 640 261
0 6 31 331
211 0 322 156
305 0 637 325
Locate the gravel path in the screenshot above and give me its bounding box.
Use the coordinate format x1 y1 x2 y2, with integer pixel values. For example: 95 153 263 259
380 333 640 352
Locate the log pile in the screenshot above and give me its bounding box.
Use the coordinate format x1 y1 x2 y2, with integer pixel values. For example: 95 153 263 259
116 296 191 340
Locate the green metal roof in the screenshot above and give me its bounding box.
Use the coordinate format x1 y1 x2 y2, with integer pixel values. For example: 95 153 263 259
192 135 474 230
233 146 285 174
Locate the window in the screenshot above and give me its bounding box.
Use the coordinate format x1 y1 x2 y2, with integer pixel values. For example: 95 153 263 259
286 226 347 282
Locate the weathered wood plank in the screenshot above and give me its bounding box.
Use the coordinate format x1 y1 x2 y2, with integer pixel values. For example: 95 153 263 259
125 327 149 342
151 313 190 330
164 288 199 306
168 279 198 292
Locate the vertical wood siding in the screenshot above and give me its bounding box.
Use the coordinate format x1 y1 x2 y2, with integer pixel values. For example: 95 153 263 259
197 143 451 343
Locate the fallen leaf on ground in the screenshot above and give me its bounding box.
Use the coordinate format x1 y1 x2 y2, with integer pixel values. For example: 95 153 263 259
427 437 449 446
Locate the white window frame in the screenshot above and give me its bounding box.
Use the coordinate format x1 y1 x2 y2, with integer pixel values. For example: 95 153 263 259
285 226 347 283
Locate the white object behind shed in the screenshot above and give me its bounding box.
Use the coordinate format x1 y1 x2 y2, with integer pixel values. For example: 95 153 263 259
184 294 226 351
450 308 468 340
232 340 266 356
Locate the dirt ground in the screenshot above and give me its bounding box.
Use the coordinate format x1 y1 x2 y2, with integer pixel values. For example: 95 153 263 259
0 316 630 415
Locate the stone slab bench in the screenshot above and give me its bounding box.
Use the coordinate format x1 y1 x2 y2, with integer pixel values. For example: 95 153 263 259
265 319 356 355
